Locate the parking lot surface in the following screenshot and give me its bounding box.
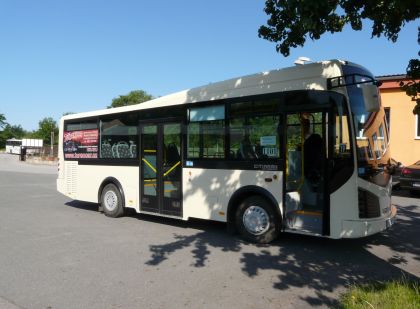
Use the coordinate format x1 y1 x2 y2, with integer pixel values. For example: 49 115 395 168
0 153 419 308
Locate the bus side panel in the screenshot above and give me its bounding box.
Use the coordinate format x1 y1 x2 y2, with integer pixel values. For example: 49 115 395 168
182 168 283 222
59 163 139 210
329 172 359 238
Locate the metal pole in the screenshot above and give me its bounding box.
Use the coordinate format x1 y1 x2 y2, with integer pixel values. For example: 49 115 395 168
50 131 54 157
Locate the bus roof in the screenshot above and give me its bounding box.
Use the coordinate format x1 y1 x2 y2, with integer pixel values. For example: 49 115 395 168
62 59 355 122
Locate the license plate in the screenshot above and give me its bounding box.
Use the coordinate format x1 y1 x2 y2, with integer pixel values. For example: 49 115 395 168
386 217 395 228
413 183 420 187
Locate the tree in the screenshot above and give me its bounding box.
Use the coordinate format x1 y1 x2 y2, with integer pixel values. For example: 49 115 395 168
259 0 419 112
0 113 7 130
108 90 153 108
34 117 58 145
400 31 420 113
0 124 26 148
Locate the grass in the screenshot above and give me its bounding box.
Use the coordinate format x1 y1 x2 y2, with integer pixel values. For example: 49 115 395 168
339 279 420 309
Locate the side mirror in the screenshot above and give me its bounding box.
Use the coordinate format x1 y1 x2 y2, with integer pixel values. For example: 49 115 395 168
362 84 381 112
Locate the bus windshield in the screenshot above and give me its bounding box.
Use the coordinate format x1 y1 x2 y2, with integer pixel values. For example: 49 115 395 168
343 65 390 187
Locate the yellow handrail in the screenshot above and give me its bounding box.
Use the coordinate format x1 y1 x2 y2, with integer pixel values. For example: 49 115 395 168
142 158 157 173
164 161 181 177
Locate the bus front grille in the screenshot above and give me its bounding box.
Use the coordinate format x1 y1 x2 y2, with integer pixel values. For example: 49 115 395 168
358 188 381 218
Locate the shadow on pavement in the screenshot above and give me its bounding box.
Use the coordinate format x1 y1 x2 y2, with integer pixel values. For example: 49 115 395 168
142 205 420 307
63 199 420 307
367 204 420 263
65 200 100 212
392 188 420 198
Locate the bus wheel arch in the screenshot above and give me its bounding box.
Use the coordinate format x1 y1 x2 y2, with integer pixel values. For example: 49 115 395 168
227 186 281 243
98 177 126 218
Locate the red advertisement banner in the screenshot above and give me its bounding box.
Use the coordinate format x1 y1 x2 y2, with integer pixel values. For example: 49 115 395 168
64 129 98 159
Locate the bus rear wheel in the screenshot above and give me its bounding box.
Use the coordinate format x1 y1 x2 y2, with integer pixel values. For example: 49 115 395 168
235 195 280 244
101 183 125 218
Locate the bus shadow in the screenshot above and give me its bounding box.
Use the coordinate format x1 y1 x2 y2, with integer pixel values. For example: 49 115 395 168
392 188 420 198
65 200 100 212
144 205 420 307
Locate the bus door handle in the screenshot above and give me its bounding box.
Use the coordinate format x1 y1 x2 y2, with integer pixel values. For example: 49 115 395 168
265 178 273 182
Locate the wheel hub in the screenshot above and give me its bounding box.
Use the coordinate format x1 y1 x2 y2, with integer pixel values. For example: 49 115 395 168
242 206 270 235
104 191 118 211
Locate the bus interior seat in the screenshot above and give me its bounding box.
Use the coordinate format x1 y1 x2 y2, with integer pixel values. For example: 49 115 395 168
130 144 137 158
101 143 112 158
238 141 257 159
111 144 118 158
117 142 130 158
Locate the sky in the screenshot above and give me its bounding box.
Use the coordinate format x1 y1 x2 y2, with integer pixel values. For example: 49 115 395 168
0 1 418 131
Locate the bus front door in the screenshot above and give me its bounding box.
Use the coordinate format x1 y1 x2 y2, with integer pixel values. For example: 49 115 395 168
140 122 183 217
284 111 330 236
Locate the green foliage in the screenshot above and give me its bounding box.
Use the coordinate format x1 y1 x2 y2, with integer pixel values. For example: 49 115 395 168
259 0 420 113
0 124 27 148
0 113 7 129
0 114 26 148
339 279 420 309
108 90 153 108
34 117 58 145
0 114 60 148
259 0 418 57
399 28 420 114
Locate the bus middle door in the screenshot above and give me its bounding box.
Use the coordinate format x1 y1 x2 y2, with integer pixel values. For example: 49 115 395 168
140 122 183 217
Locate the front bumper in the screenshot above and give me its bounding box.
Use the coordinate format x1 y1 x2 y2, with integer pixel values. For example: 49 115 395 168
341 205 397 238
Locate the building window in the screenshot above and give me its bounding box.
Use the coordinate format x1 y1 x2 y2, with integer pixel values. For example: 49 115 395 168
384 107 390 138
378 124 386 154
367 140 374 160
416 115 420 139
372 133 381 159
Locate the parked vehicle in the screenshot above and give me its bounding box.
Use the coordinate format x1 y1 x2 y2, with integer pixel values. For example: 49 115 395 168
389 158 403 189
399 160 420 195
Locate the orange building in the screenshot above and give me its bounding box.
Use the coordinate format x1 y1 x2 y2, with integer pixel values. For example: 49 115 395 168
378 75 419 166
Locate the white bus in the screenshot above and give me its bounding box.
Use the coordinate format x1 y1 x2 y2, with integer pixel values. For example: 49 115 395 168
6 139 22 154
5 138 44 155
57 60 396 243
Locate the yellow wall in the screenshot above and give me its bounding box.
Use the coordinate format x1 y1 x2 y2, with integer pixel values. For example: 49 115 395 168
381 88 420 165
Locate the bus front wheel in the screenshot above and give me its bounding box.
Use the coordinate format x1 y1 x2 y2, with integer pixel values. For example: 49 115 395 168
101 183 125 218
235 195 280 244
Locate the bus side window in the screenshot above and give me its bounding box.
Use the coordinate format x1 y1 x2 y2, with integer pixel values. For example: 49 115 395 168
100 114 138 159
187 105 225 159
229 115 280 160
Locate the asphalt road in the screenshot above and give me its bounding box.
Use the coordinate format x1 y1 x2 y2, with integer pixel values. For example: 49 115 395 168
0 153 419 309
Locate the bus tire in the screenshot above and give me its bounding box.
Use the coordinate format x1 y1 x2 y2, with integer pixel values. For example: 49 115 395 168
101 183 125 218
235 195 280 244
